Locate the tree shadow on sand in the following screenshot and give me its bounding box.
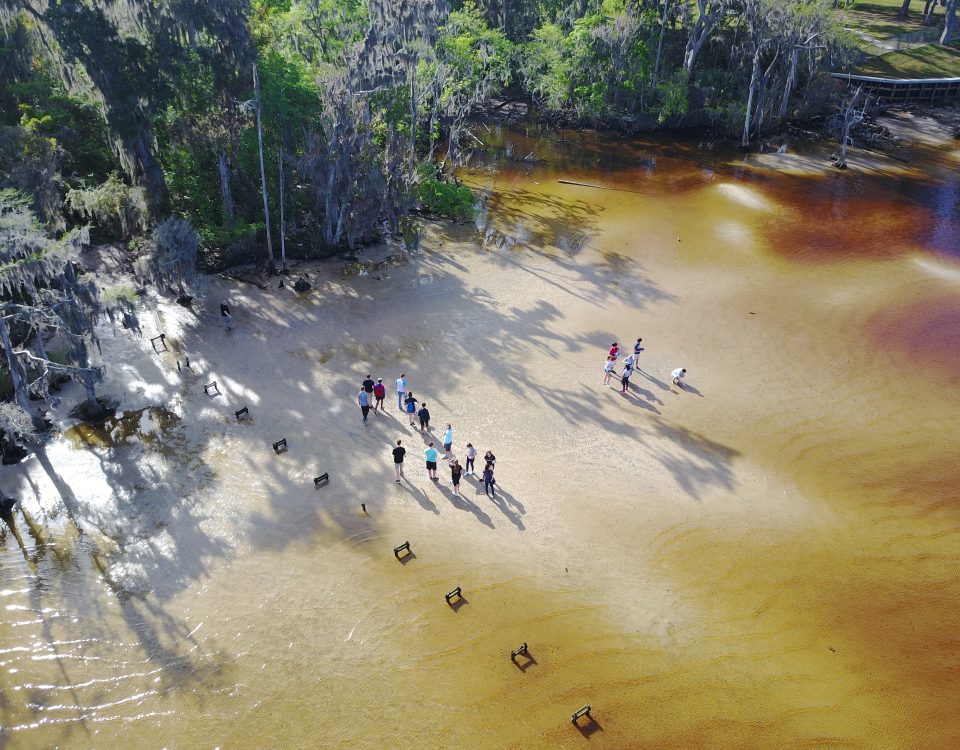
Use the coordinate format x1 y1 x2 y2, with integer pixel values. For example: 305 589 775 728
2 415 237 745
643 420 740 500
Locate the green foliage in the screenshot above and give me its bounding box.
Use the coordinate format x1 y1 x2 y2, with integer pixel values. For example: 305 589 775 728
0 0 865 257
520 3 653 122
416 177 475 220
657 71 690 123
251 0 368 65
66 174 149 240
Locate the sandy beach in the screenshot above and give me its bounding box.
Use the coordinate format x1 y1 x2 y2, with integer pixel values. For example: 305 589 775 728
2 127 959 748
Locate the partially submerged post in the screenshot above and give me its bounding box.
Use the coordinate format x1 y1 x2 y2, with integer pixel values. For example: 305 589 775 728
150 334 167 353
571 705 592 724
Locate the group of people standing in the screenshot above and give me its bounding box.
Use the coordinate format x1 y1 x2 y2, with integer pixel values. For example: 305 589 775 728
602 338 687 392
360 372 500 498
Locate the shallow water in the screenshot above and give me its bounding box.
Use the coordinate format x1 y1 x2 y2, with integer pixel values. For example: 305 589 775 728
2 125 959 748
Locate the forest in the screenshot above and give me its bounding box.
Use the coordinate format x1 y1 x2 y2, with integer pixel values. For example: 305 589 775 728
0 0 955 441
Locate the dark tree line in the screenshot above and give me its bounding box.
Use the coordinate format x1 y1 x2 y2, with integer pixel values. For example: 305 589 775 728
0 0 950 271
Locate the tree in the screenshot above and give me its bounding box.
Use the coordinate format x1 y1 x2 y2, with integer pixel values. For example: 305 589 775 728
250 61 276 273
941 0 957 45
4 0 253 213
683 0 727 76
834 84 866 169
425 3 513 171
136 217 204 298
0 190 133 420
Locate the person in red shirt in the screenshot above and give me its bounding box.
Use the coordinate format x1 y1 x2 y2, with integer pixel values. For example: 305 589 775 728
608 342 619 359
373 378 386 410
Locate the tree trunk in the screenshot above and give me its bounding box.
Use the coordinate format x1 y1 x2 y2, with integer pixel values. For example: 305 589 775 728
116 115 170 213
923 0 938 24
278 150 287 273
742 48 763 147
941 0 957 43
253 62 276 274
652 0 673 85
684 3 718 75
82 369 98 407
0 316 35 422
218 151 235 227
779 47 800 121
409 60 417 177
33 328 48 361
899 0 912 16
752 47 781 133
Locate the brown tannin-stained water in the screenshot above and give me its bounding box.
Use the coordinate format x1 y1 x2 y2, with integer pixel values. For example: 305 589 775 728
2 123 959 748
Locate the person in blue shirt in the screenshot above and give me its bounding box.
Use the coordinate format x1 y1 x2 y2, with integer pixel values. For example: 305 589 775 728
442 424 453 459
424 442 439 480
357 388 370 423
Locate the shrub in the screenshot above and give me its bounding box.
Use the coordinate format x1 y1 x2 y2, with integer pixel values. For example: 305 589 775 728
416 177 475 220
66 172 148 239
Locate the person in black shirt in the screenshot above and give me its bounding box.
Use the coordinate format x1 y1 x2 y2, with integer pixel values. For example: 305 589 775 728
219 301 232 330
362 374 375 395
417 402 431 431
404 392 418 427
482 463 496 498
392 440 406 482
449 459 462 496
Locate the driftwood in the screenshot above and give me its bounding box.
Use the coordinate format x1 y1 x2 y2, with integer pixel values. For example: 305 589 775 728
557 180 647 195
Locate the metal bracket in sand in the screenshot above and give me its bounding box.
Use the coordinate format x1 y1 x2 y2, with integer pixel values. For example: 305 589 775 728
444 586 462 605
273 438 288 454
150 334 167 353
313 473 329 487
393 541 411 560
203 381 220 396
571 705 592 724
177 356 191 372
235 406 249 420
510 643 529 662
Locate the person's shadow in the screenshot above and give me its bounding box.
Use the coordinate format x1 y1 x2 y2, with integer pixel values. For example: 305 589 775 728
400 482 439 514
440 484 494 528
620 388 661 414
489 487 525 530
677 382 704 397
636 368 671 391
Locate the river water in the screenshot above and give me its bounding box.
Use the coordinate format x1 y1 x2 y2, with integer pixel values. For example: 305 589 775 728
1 123 959 748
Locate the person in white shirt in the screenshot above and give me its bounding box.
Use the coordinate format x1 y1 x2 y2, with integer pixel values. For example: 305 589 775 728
602 356 617 386
671 367 686 386
396 372 407 410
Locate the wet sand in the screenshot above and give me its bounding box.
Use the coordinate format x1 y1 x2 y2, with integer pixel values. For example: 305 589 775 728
1 127 959 748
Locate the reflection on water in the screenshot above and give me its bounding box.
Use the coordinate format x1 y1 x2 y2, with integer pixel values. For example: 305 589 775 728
2 122 960 747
